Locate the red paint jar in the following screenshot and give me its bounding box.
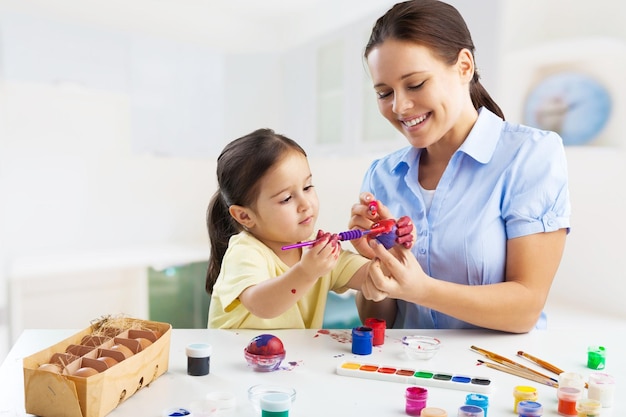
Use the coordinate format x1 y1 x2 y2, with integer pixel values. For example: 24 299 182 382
557 386 581 416
364 318 386 346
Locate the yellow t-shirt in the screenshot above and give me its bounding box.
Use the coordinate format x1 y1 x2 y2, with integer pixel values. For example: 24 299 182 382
208 232 368 329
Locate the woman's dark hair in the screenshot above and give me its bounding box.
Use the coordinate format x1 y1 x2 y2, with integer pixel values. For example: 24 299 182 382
205 128 307 294
364 0 504 119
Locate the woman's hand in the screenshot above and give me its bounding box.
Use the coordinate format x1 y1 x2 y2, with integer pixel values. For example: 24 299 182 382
394 215 415 249
363 239 429 303
350 192 415 257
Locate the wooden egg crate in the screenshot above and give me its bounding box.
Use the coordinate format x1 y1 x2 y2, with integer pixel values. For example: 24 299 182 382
23 317 172 417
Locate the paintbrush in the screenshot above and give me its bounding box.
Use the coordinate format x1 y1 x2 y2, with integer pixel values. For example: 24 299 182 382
517 350 588 389
470 345 558 384
517 351 564 375
477 359 559 388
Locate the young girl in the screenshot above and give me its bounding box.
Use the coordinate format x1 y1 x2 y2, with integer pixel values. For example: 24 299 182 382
206 128 410 329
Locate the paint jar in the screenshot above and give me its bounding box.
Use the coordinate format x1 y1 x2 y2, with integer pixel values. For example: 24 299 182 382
457 405 484 417
557 386 582 416
185 343 212 376
364 318 386 346
587 346 606 370
465 393 489 417
205 391 236 416
162 407 193 417
517 400 543 417
587 372 615 407
260 392 291 417
575 399 602 416
513 386 538 413
351 326 373 355
405 386 428 416
420 408 448 417
557 372 585 400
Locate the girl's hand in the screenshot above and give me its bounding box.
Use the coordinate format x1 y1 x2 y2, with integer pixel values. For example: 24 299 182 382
299 230 340 279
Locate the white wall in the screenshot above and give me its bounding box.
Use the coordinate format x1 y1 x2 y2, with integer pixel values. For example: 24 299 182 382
1 0 626 359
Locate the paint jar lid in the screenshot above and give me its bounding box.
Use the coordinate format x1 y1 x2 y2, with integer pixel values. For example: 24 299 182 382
186 343 212 358
557 386 582 401
420 407 448 417
457 404 484 417
513 385 538 399
588 372 615 385
352 326 373 338
466 393 489 407
405 386 428 400
260 392 292 412
558 371 585 389
206 391 236 411
189 393 236 417
576 399 602 415
162 407 193 417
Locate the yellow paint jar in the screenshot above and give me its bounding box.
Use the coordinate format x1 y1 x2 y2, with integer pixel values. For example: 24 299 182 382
513 385 538 413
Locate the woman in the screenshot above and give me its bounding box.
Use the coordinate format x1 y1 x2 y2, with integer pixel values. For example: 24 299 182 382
350 0 570 333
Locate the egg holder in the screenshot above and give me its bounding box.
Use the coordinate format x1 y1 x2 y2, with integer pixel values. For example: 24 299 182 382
23 318 172 417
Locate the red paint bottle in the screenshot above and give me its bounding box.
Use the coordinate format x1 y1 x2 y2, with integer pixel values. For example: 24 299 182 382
364 318 386 346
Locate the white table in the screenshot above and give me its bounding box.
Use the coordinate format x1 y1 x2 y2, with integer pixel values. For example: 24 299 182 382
1 326 624 416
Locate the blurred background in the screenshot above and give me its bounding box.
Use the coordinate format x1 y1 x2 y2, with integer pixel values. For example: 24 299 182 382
1 0 625 360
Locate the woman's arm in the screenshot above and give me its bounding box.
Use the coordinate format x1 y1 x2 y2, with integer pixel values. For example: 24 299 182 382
366 229 567 333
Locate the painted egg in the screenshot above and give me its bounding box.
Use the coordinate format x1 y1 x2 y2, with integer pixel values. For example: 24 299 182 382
367 219 398 249
245 334 285 356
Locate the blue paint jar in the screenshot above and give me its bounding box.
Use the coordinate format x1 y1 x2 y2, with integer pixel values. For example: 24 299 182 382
351 326 373 355
517 400 543 417
465 393 489 417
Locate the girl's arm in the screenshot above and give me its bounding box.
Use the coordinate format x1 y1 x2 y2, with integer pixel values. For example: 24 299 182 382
238 234 339 318
366 229 567 333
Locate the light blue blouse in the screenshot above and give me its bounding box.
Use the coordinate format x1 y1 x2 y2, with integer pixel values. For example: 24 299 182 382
361 108 571 329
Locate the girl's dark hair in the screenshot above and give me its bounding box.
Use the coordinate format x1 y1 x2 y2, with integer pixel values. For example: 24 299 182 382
364 0 504 119
205 128 307 294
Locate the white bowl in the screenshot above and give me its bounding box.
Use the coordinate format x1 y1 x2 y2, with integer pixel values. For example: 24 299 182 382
402 335 441 360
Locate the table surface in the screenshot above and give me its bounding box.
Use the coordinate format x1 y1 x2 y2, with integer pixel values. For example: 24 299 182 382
1 326 624 416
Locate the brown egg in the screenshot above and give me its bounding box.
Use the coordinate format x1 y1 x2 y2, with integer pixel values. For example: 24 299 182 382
110 344 133 359
135 337 153 351
38 363 62 373
73 367 98 377
96 356 118 368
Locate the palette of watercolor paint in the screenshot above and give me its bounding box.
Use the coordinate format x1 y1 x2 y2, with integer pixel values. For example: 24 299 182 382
336 361 493 394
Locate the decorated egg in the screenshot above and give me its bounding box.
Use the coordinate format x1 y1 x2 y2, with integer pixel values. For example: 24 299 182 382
367 219 397 249
245 334 285 356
